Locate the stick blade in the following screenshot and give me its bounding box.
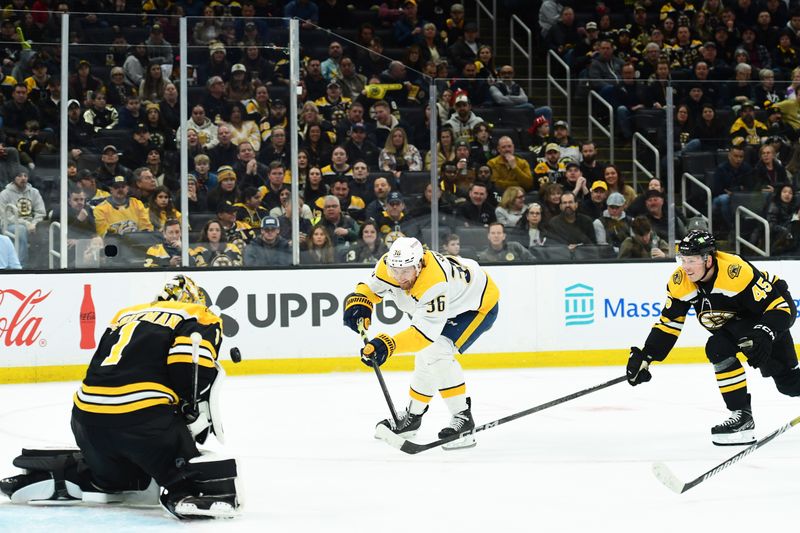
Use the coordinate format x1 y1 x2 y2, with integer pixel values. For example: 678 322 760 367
374 424 407 450
652 462 687 494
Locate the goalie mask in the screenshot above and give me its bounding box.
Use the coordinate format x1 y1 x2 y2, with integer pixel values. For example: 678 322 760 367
157 275 206 306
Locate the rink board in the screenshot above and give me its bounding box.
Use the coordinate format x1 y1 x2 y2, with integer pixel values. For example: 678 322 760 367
2 260 799 383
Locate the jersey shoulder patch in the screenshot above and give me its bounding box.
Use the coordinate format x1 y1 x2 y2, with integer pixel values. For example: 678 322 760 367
713 252 755 295
667 267 696 300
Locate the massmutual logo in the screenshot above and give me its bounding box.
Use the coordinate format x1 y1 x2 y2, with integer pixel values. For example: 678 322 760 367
564 283 594 326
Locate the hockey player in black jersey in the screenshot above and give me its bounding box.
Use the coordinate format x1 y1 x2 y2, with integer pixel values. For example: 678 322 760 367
626 230 800 445
0 275 241 519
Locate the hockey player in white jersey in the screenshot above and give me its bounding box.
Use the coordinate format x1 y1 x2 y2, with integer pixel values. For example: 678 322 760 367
343 237 500 448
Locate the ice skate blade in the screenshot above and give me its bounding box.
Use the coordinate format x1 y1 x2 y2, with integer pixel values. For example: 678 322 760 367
173 500 238 519
711 429 756 446
442 435 476 450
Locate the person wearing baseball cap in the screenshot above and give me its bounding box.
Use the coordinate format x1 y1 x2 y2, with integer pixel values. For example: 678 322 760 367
244 215 291 266
533 141 566 188
593 190 632 253
93 174 154 237
578 179 609 220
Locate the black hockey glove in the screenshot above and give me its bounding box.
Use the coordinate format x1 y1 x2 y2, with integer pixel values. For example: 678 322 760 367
739 325 781 377
626 347 653 386
343 292 373 333
361 333 396 368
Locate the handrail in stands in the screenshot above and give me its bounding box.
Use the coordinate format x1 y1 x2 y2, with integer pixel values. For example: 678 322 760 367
546 50 571 126
2 203 21 256
588 90 614 164
680 172 712 232
735 206 770 257
632 133 660 193
510 15 532 95
48 221 61 269
473 0 497 57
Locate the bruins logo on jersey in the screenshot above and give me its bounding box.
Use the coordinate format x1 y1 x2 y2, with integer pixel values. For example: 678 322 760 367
673 270 683 285
664 297 672 310
698 298 734 330
209 253 234 267
16 197 32 217
728 264 741 279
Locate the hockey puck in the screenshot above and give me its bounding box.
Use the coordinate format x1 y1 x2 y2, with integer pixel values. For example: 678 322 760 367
230 347 242 363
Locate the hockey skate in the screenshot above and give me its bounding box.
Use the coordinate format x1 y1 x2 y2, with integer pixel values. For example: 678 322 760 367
375 405 428 439
711 409 756 446
439 398 477 450
162 492 238 520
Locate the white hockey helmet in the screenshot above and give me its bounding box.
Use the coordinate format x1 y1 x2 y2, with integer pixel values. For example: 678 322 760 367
386 237 424 277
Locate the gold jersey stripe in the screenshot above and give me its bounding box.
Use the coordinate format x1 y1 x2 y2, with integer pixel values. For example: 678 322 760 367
654 323 681 336
439 383 467 398
173 336 218 359
167 354 216 368
455 311 490 349
74 394 174 414
478 275 500 314
80 381 177 400
716 367 745 380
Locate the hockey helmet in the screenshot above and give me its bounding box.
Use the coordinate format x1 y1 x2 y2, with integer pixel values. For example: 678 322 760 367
158 275 206 305
677 230 716 258
386 237 424 278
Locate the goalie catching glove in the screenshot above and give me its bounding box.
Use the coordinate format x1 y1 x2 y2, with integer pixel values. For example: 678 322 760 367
361 333 396 367
626 347 653 386
343 292 373 333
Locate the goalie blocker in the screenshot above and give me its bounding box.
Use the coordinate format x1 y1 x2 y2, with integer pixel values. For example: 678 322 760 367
0 448 241 520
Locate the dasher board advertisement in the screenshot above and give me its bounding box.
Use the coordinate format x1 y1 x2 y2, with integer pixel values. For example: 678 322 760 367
2 261 799 379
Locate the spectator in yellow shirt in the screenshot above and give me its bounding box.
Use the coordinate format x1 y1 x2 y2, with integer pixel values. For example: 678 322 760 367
486 136 533 192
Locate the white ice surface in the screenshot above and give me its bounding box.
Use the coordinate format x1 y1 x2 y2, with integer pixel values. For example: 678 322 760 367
0 364 798 533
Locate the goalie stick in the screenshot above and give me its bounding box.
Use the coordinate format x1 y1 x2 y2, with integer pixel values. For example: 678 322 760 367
358 320 400 426
376 375 628 454
653 414 800 494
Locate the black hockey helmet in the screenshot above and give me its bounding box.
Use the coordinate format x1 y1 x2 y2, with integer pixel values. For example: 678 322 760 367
677 230 716 257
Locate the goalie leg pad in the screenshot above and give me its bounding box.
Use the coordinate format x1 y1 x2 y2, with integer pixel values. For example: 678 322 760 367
3 448 86 503
160 454 241 520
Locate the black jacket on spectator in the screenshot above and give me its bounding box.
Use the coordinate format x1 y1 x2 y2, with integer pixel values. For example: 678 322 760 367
258 144 291 167
208 142 238 171
712 160 755 197
753 160 788 191
244 236 291 266
2 99 41 132
692 116 729 150
37 97 60 131
344 138 380 170
456 201 496 226
206 187 239 213
545 213 597 245
68 117 93 150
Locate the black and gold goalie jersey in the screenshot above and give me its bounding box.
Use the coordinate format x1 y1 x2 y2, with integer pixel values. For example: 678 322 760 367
644 252 795 361
73 300 223 426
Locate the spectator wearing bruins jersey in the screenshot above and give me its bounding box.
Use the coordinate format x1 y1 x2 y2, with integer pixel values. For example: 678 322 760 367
729 101 768 148
234 187 269 229
192 219 243 267
314 80 352 126
627 231 800 446
660 0 696 22
144 219 194 268
316 176 367 222
94 176 154 237
533 143 567 190
320 146 353 185
216 202 256 254
375 191 408 245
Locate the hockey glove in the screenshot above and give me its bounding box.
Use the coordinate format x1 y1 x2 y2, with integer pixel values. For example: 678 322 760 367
626 347 653 386
361 333 396 368
739 325 781 377
343 292 373 333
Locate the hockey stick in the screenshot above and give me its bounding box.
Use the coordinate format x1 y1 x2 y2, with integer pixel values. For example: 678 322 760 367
653 414 800 494
358 320 400 426
188 332 203 422
376 375 628 454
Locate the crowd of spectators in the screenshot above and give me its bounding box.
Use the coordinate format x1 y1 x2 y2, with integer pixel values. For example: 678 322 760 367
6 1 799 270
542 0 800 255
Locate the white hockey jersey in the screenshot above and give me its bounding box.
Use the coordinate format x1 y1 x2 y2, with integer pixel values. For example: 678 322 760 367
357 250 499 354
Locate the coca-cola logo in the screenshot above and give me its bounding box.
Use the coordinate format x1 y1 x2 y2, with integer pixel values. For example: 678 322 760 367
0 289 50 347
